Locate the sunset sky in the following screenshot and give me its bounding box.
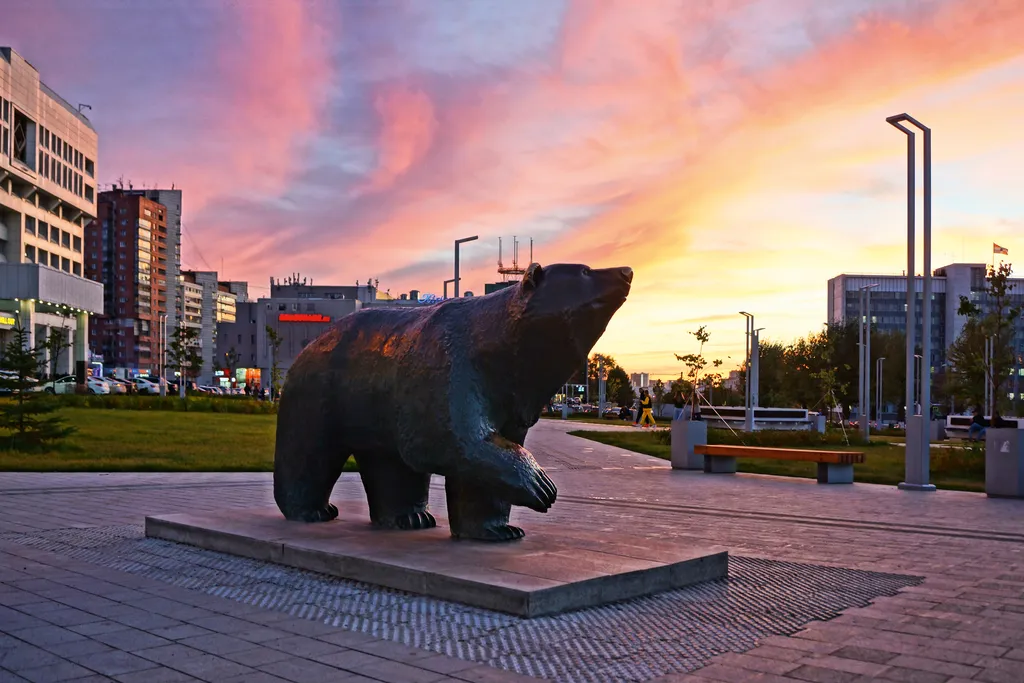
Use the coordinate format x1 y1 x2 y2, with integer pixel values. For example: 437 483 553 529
4 0 1023 377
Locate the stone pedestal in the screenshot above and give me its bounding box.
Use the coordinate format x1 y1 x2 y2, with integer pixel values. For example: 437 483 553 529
986 428 1024 498
671 419 707 470
145 508 728 618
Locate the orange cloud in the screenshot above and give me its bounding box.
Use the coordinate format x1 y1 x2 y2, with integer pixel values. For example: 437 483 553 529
362 85 437 192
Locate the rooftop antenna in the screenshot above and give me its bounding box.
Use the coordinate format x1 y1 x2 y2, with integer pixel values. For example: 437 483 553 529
77 103 92 113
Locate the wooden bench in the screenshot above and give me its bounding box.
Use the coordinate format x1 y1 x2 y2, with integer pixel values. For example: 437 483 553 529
693 444 866 484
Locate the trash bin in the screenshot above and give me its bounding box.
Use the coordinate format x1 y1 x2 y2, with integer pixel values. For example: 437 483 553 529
985 428 1024 498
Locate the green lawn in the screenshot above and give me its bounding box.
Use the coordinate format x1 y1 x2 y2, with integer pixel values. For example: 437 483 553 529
570 429 986 492
0 408 356 472
541 413 670 426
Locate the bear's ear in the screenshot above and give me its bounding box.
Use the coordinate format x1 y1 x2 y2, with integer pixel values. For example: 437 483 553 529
522 263 544 293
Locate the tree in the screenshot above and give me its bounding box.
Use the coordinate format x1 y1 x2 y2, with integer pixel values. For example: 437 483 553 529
38 314 74 381
674 326 723 414
606 366 634 408
168 326 203 390
0 326 75 450
266 325 283 398
651 379 666 414
949 262 1021 413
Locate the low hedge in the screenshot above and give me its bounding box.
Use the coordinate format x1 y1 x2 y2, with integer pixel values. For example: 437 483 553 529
53 394 279 414
654 427 872 448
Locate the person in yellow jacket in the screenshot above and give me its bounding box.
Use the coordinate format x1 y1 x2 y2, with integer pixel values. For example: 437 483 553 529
638 389 657 428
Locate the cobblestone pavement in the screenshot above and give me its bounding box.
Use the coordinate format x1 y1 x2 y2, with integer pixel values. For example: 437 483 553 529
2 419 1024 682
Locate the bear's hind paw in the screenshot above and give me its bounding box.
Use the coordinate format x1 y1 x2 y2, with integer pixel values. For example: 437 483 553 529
453 524 525 542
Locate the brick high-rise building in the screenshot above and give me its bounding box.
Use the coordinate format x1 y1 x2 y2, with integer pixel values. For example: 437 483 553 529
84 188 169 374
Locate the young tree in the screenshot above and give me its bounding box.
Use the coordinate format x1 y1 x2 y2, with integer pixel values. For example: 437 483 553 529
223 347 241 388
674 325 723 415
168 326 203 391
0 326 75 450
949 263 1021 413
38 314 75 381
606 366 635 408
650 379 666 414
265 325 283 399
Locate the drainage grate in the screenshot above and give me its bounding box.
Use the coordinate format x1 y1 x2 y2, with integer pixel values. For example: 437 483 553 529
1 526 921 683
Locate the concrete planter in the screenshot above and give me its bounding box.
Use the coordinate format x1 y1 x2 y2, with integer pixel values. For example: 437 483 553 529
671 419 707 470
985 428 1024 498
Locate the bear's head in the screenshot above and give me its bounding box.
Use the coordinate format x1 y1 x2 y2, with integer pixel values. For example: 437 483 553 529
512 262 632 377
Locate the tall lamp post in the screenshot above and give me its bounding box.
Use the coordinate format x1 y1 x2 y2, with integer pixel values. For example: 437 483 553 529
913 354 923 415
443 278 455 300
858 283 879 439
876 357 886 427
887 112 935 492
454 236 479 299
740 312 754 431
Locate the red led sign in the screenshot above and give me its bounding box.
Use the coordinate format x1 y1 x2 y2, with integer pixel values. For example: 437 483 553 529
278 313 332 323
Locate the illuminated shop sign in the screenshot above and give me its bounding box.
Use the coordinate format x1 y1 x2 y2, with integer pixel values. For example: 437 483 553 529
278 313 331 323
0 315 16 328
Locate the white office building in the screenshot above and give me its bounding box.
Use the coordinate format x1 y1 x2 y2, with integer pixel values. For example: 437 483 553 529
0 47 103 374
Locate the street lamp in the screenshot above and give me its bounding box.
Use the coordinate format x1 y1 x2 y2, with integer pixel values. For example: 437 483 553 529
740 312 753 431
858 283 879 439
876 357 886 426
887 112 935 491
443 278 455 300
913 354 923 416
454 236 479 298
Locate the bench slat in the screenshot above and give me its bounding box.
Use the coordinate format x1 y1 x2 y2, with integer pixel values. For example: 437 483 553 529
694 444 865 465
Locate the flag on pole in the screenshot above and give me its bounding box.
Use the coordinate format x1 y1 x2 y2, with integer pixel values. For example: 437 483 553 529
994 244 1009 255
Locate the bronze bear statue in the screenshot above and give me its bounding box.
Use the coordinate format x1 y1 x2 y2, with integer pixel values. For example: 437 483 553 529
273 262 632 541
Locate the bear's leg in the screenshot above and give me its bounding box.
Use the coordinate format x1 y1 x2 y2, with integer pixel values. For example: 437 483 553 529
273 396 342 523
354 451 435 530
445 476 523 542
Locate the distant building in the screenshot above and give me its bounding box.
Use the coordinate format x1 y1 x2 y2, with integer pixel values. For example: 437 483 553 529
85 189 169 375
827 263 1024 371
133 189 181 333
180 270 237 385
630 372 650 391
215 277 429 389
0 47 103 373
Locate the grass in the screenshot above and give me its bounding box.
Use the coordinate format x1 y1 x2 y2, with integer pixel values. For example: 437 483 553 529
0 408 357 472
541 413 670 426
569 428 986 492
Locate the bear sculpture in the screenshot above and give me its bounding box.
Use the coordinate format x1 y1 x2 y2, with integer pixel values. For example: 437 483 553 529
273 263 632 541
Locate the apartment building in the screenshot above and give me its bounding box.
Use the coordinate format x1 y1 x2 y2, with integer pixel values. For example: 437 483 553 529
84 189 169 374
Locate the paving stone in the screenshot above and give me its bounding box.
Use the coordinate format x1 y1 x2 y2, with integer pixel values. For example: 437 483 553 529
832 645 897 665
8 626 86 648
131 644 203 667
785 664 861 683
112 667 201 683
0 645 63 671
67 623 127 638
227 626 291 644
219 674 293 683
799 655 891 677
886 655 980 679
67 651 159 676
258 657 355 683
175 634 255 656
712 652 799 676
220 647 294 667
158 653 254 682
312 649 386 671
876 666 952 683
147 625 212 641
43 639 114 659
17 661 95 683
91 628 170 652
36 609 105 628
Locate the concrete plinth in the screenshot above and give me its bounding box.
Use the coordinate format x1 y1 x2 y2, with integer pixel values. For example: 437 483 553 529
671 419 707 470
703 456 737 474
899 415 937 492
145 508 728 618
817 463 853 484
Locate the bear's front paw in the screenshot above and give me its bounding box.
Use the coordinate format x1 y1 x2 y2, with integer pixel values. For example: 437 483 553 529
292 503 338 523
509 467 558 513
453 524 525 542
394 510 437 530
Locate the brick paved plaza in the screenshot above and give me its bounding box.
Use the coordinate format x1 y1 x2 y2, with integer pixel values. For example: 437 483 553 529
3 421 1024 682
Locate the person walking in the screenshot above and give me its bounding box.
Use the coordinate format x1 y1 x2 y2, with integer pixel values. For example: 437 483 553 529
638 389 657 429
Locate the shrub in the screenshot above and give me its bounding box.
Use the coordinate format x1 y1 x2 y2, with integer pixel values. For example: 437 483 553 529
53 394 278 415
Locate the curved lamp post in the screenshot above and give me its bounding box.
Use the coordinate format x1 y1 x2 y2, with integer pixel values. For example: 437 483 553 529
887 113 935 492
454 236 479 298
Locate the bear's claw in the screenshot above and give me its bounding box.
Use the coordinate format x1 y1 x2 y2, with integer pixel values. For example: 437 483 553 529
512 467 558 513
453 524 525 542
291 503 338 523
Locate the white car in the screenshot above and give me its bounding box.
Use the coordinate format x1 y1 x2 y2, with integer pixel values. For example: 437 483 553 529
44 375 110 395
131 376 162 394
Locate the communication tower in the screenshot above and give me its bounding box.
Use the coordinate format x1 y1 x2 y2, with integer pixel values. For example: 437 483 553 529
497 236 533 282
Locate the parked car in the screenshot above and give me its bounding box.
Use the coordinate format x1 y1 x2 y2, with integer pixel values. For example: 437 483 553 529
0 370 40 394
104 377 129 394
43 375 110 395
131 376 162 394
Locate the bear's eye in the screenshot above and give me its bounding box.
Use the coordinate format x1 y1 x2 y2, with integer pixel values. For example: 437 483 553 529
582 267 591 276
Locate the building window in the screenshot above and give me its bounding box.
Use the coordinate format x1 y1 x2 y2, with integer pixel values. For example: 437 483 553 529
85 158 94 177
61 257 70 273
38 249 48 266
24 216 35 235
61 231 70 249
251 334 256 344
38 222 48 240
50 229 59 245
12 109 34 168
50 253 59 269
73 235 82 252
85 184 94 203
24 245 35 262
1 98 7 122
1 127 7 156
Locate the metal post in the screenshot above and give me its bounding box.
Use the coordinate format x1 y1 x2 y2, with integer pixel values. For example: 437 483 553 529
876 357 886 426
740 311 753 431
751 328 762 410
888 112 935 491
454 236 479 299
864 285 874 438
597 359 606 417
443 279 454 300
858 289 865 436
